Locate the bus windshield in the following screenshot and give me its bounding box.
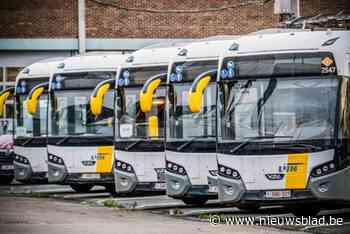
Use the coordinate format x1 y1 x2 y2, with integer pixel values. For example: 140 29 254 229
15 78 48 138
167 60 218 142
116 86 165 140
115 67 167 141
218 77 338 143
167 82 216 142
49 72 115 137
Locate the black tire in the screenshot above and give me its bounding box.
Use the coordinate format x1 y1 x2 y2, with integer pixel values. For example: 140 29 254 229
182 197 208 206
237 204 260 212
104 184 118 197
70 184 93 193
289 207 320 217
0 175 14 185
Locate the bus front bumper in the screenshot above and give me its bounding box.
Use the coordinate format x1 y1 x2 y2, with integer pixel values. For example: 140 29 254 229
48 163 114 185
114 169 166 194
165 171 217 199
218 166 350 205
14 161 47 183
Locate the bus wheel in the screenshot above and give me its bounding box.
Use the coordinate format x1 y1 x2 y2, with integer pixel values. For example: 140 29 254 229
290 207 320 217
0 175 14 185
182 197 208 206
104 184 118 197
237 204 260 212
70 184 93 193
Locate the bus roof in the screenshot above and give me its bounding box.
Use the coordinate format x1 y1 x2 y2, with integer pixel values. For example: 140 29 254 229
222 30 350 76
57 52 126 73
16 57 66 81
171 36 240 62
124 44 190 67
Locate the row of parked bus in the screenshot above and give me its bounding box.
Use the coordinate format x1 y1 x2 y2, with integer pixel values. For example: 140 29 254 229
1 29 350 216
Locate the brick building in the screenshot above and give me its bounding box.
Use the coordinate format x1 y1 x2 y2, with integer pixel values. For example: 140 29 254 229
0 0 349 88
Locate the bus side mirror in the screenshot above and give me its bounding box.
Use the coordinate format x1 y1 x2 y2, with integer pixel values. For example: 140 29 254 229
188 75 211 113
0 88 14 117
90 79 114 116
27 83 48 114
140 77 161 113
148 115 159 138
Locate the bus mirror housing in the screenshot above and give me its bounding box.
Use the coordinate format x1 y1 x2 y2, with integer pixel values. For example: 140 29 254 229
0 88 14 117
140 74 166 113
26 83 48 115
148 115 159 138
90 79 114 116
188 75 211 113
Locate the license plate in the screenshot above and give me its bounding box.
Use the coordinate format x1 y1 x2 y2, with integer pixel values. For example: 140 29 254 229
208 185 218 193
265 190 291 199
81 173 100 179
154 182 166 190
1 165 14 170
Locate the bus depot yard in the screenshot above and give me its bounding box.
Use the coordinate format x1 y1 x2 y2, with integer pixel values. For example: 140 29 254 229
0 183 350 234
1 13 350 234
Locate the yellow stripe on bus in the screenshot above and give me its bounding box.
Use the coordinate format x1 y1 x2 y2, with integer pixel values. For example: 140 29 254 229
96 146 113 173
285 153 309 189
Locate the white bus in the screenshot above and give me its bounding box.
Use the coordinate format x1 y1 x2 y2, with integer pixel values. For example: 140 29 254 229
46 53 125 193
111 44 188 194
216 30 350 215
165 38 238 205
11 58 64 183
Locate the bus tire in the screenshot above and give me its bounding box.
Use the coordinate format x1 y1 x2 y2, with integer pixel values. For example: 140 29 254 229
104 184 118 197
0 175 14 185
182 197 208 206
289 207 320 217
70 184 93 193
237 204 260 212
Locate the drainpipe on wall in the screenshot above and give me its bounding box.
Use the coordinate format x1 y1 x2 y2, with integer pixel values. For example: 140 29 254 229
78 0 86 54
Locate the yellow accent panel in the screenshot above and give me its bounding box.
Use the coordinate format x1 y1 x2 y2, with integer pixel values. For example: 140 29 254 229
27 87 44 114
188 75 211 113
148 115 159 138
0 91 12 117
90 83 110 116
96 146 113 173
285 153 309 189
140 78 161 113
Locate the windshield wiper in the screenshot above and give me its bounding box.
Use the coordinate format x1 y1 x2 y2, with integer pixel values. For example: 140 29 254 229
229 135 292 154
124 137 157 151
21 137 34 146
55 133 87 145
176 135 216 151
270 143 323 151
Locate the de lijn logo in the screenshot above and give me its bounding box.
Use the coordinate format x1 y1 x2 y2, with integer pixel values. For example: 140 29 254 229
81 152 109 166
278 163 303 173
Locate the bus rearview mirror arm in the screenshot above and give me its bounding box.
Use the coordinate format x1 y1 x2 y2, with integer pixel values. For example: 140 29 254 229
90 79 115 117
0 87 15 117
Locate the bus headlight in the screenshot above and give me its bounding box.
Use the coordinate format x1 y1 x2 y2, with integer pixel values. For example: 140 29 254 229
218 164 241 180
166 160 187 176
14 155 30 165
48 154 65 165
115 159 135 173
311 161 337 178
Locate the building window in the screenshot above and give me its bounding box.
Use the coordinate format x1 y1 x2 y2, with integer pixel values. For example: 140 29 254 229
6 67 23 82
